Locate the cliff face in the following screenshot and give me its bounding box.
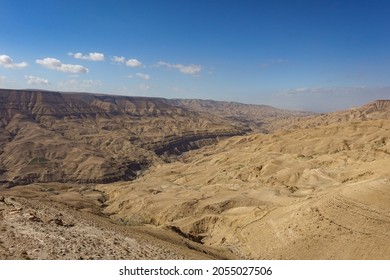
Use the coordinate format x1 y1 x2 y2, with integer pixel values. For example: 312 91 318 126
359 100 390 118
370 100 390 110
0 89 316 186
0 89 186 121
0 89 248 186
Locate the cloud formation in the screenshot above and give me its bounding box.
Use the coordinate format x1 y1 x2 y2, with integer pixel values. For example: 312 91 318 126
0 76 6 84
126 59 143 67
111 56 143 67
157 61 201 75
25 75 49 85
112 56 126 63
135 73 150 80
36 57 89 73
69 52 105 61
0 55 28 69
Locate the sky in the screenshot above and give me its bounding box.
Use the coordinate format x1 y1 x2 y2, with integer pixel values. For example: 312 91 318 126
1 0 390 112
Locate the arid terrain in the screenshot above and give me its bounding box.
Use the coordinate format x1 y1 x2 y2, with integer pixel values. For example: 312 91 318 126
0 89 307 186
1 89 390 259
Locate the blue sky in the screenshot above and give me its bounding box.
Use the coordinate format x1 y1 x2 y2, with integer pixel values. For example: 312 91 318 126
1 0 390 112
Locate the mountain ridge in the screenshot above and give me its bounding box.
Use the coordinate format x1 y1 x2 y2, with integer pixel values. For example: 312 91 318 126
0 88 310 186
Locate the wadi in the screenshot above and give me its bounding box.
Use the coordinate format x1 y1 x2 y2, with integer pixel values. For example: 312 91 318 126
0 89 389 259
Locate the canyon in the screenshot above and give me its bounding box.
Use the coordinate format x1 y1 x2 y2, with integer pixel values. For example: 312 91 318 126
1 89 389 259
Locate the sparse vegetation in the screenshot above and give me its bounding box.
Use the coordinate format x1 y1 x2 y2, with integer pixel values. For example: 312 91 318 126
28 157 48 165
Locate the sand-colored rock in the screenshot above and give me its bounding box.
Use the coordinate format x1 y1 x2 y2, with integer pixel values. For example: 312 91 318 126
0 185 233 260
99 119 390 259
0 89 255 185
1 88 390 260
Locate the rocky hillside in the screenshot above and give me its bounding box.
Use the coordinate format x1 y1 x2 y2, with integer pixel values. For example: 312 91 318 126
1 90 389 260
0 186 231 260
170 99 313 133
0 89 306 186
100 117 390 259
270 99 390 131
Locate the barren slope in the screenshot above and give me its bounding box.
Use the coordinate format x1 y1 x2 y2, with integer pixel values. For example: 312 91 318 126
2 89 389 260
270 99 390 132
170 99 313 133
0 89 248 185
0 89 309 186
100 118 390 259
0 186 232 260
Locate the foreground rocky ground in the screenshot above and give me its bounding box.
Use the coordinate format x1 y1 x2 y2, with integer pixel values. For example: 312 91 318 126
0 185 234 260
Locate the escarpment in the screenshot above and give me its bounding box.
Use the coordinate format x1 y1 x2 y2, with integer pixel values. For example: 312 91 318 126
150 130 250 159
2 89 294 186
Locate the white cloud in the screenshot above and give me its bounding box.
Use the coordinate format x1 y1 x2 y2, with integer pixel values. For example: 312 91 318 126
139 83 150 91
111 56 143 67
157 61 201 75
0 55 28 69
112 56 126 63
36 57 89 73
135 73 150 80
0 75 6 84
25 75 49 85
126 59 143 68
69 52 105 61
111 56 143 68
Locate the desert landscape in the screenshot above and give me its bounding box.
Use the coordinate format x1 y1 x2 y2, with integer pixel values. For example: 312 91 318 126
0 89 389 259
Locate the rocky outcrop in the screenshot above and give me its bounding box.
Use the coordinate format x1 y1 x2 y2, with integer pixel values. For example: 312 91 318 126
151 130 249 158
359 100 390 118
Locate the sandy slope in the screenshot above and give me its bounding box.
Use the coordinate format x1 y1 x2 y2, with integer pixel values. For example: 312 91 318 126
99 119 390 259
